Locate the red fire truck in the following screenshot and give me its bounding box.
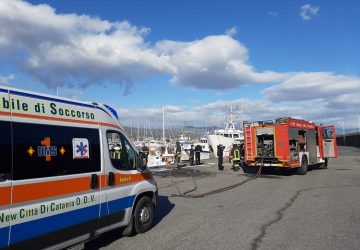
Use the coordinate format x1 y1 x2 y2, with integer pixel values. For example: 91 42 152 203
243 118 338 174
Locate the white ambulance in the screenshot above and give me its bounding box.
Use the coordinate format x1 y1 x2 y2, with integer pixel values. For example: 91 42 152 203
0 86 158 249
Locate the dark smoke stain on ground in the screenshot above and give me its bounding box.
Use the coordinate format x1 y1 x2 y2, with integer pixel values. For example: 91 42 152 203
152 168 216 178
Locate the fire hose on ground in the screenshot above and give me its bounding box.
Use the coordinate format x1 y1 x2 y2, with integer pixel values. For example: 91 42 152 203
170 156 264 198
170 137 266 198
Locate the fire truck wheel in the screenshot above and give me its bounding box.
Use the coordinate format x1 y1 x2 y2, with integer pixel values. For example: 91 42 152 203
297 156 308 175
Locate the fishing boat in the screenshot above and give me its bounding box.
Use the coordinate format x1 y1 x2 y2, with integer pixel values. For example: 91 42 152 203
206 108 243 158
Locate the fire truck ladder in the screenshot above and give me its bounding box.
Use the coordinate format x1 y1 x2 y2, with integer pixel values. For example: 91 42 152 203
244 125 254 160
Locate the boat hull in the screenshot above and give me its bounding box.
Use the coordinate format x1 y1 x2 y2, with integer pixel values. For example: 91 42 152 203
206 134 238 158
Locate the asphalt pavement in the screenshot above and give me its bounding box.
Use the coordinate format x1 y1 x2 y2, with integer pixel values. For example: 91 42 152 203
86 146 360 250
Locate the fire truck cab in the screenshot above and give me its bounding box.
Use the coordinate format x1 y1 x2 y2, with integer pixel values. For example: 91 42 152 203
243 118 338 175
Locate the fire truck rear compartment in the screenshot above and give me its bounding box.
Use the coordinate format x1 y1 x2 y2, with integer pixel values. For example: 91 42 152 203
256 134 275 157
255 132 280 165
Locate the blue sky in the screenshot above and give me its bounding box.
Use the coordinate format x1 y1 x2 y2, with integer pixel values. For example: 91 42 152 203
0 0 359 129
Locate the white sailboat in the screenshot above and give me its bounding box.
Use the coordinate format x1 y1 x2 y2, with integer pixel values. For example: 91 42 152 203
146 107 175 167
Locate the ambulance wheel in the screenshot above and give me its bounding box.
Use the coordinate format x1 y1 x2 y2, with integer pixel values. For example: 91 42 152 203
319 159 328 169
297 156 308 175
134 196 155 234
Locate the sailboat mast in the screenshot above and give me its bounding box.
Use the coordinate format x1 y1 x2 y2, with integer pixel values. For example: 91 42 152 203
240 100 244 129
137 122 139 141
162 107 165 145
131 118 133 139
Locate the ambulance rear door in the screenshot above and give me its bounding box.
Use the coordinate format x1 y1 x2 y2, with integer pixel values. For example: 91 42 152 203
318 126 338 158
0 88 11 249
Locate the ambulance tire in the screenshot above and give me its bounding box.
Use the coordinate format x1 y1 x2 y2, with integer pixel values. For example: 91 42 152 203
297 156 308 175
133 196 155 234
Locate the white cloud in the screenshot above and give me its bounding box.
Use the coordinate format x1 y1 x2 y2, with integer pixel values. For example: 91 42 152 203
263 72 360 102
0 0 286 92
0 0 174 93
0 74 15 85
326 93 360 110
157 35 285 89
300 4 319 21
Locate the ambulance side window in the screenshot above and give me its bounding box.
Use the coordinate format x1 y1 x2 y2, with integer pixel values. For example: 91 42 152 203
12 123 101 180
122 136 136 170
106 131 136 171
0 121 11 180
107 132 124 169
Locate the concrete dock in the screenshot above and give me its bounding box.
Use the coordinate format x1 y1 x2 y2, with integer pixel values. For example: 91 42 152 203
87 146 360 250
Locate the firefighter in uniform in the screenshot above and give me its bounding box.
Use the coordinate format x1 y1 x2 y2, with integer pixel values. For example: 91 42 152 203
111 144 122 160
189 145 195 166
194 144 202 165
217 144 224 171
231 144 241 171
229 144 236 163
175 142 182 167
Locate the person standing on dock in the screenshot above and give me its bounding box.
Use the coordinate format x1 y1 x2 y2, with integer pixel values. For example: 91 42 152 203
175 142 182 167
231 144 241 171
141 143 149 154
189 145 195 166
217 144 224 171
195 144 202 165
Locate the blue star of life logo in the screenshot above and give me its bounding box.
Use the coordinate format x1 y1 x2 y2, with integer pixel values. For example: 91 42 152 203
76 142 88 156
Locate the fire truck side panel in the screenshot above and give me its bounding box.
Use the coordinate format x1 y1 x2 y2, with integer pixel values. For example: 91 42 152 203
288 127 299 165
306 130 317 165
288 127 317 166
331 127 338 157
274 125 289 164
318 127 324 158
317 126 338 158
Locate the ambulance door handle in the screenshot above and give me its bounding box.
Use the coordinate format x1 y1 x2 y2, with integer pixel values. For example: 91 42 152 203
108 172 115 186
90 174 99 189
